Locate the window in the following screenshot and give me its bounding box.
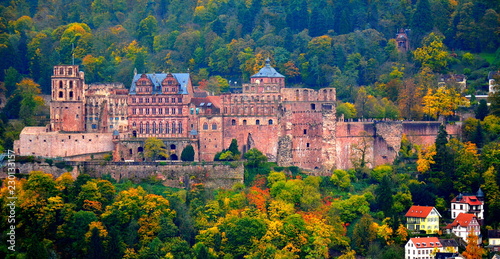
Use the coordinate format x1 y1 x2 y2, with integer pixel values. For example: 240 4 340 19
243 120 247 125
178 97 182 103
306 143 310 147
212 123 217 130
268 119 273 125
231 119 236 125
190 108 194 115
311 103 316 110
304 129 307 134
178 122 182 133
69 91 73 99
256 120 260 125
178 108 182 114
59 91 63 98
68 68 73 75
170 144 176 149
172 108 176 114
69 81 73 88
203 123 209 130
159 122 163 133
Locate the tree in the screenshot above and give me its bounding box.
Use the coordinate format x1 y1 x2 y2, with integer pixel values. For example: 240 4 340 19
228 139 241 157
181 144 195 161
352 214 377 256
462 231 485 259
422 86 469 120
336 102 357 120
411 0 434 42
413 33 450 72
144 137 167 161
243 148 267 168
482 166 500 226
476 99 489 120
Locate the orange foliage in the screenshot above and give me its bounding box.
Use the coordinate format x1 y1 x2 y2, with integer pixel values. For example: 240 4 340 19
246 186 270 212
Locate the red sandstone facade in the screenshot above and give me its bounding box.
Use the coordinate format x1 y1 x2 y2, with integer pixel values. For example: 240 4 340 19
15 61 458 171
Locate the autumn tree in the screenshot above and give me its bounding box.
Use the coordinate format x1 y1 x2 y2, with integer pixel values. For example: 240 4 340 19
422 86 469 120
413 33 450 72
144 137 167 161
462 231 486 259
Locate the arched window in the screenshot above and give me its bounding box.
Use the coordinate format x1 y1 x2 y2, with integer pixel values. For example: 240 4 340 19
59 91 63 98
268 119 273 125
231 119 236 125
256 120 260 125
152 122 157 134
172 122 176 134
203 123 208 130
138 147 144 152
166 122 170 134
170 144 176 150
159 122 163 134
140 122 144 134
243 120 247 125
59 81 63 88
69 91 73 99
178 122 182 133
212 123 217 130
145 122 150 134
68 68 72 75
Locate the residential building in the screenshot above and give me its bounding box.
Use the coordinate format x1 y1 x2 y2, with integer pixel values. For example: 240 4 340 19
445 213 481 243
450 190 484 224
487 230 500 253
406 205 442 234
405 237 443 259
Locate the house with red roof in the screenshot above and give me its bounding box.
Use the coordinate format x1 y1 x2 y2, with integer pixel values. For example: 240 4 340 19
405 237 444 259
406 205 442 234
445 213 481 243
451 190 484 224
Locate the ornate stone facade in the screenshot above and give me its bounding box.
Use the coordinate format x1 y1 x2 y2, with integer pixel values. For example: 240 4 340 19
15 61 458 171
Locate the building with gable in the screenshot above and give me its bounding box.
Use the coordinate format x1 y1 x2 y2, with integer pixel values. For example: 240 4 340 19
405 237 443 259
405 205 442 234
450 190 484 224
445 213 481 243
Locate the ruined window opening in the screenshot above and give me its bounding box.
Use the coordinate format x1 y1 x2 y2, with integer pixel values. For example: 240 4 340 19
268 119 273 125
311 103 316 110
256 120 260 125
231 119 236 125
243 120 247 125
303 129 307 134
306 143 310 147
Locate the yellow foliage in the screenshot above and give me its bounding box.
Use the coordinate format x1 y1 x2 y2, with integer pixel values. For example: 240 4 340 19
417 144 436 173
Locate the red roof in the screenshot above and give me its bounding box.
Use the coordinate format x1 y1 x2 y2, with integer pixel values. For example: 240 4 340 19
405 206 435 218
446 213 478 228
451 195 483 206
410 237 443 249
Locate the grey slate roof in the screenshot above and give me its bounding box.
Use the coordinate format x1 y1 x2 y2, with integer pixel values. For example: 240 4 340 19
250 58 285 78
129 73 190 95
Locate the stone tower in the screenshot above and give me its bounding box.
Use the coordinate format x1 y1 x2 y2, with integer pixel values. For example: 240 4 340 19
50 65 85 132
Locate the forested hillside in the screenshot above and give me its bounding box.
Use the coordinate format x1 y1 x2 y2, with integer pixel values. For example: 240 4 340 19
0 0 499 96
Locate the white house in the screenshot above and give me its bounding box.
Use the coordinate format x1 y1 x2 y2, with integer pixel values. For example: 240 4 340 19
450 190 484 223
405 237 443 259
445 213 481 243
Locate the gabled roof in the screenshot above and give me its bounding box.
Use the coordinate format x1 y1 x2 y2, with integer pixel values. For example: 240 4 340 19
409 237 443 249
405 205 440 218
250 58 285 78
129 73 190 95
446 213 478 229
451 195 483 206
438 239 459 248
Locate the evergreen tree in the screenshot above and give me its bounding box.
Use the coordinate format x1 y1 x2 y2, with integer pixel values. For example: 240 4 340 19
228 139 241 156
475 99 489 120
431 125 452 173
411 0 434 43
181 144 195 161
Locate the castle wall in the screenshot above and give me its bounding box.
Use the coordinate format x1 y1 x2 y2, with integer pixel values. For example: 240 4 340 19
334 121 461 170
198 116 223 161
2 162 243 189
15 127 114 157
222 116 280 161
114 138 198 162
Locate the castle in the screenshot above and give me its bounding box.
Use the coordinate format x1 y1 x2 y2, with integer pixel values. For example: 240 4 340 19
15 61 457 171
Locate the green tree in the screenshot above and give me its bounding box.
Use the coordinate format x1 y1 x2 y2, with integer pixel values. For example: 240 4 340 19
181 144 195 161
243 148 267 169
352 214 377 256
476 99 489 120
